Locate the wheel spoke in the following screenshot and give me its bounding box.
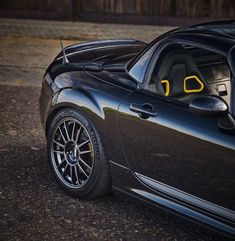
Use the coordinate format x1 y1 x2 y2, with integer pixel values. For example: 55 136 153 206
59 126 66 143
77 163 88 178
63 163 69 177
53 140 65 148
75 126 82 143
70 165 73 184
74 166 79 184
64 122 70 141
80 150 92 155
78 139 90 148
79 157 92 172
58 158 66 168
71 121 76 141
52 150 64 155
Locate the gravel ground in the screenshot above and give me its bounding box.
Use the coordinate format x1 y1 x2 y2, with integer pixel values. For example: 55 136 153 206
0 18 232 241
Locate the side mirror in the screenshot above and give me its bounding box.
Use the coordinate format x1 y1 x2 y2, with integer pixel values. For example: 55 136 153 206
189 95 228 117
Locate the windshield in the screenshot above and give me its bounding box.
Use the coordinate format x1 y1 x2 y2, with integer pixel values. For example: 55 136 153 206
126 28 177 83
128 45 156 83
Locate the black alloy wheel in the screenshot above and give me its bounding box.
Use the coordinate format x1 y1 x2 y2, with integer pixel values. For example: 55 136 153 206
47 108 111 198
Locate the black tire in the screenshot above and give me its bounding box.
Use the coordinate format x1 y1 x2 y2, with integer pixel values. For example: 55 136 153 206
47 108 111 199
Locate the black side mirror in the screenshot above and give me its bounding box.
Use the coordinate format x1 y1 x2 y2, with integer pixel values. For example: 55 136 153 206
189 95 228 117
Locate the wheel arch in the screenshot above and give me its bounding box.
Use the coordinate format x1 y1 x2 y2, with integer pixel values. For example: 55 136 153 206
45 88 105 138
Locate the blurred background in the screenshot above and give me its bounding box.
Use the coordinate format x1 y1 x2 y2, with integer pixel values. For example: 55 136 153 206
0 0 235 25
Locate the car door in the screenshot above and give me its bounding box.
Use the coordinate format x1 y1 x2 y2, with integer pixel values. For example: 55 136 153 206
118 89 235 214
118 44 235 219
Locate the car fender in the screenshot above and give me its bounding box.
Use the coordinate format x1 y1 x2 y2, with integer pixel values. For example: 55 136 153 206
45 87 105 139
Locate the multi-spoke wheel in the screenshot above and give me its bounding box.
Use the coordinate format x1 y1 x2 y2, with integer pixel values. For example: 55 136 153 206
51 117 94 188
47 108 111 198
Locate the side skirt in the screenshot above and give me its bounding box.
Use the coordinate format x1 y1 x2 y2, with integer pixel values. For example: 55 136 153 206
110 161 235 238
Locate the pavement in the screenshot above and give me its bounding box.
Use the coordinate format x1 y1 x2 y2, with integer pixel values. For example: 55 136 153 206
0 18 173 88
0 18 231 241
0 18 173 42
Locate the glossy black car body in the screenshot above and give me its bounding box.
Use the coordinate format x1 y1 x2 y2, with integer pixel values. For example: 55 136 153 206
40 21 235 238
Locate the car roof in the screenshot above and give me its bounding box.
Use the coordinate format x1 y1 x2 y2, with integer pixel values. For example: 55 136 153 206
176 20 235 36
169 20 235 55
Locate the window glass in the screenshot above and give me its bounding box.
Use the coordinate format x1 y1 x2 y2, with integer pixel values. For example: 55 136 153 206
148 44 231 108
128 45 155 83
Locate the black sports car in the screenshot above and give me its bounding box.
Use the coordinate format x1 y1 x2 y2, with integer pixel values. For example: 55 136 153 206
40 21 235 238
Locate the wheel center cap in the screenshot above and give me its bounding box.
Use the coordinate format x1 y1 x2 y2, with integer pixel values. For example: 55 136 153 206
65 141 79 165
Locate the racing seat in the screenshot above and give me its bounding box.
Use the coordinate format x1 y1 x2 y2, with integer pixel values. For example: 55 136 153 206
152 46 209 103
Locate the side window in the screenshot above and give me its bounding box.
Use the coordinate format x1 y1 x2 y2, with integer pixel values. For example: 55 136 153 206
128 45 155 83
148 44 232 108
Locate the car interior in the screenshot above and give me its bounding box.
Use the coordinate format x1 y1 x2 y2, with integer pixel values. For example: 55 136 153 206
148 44 231 108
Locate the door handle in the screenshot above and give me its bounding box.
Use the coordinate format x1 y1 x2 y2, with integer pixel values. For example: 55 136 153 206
129 103 157 118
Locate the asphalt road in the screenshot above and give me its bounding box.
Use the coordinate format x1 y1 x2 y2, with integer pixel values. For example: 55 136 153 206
0 34 232 241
